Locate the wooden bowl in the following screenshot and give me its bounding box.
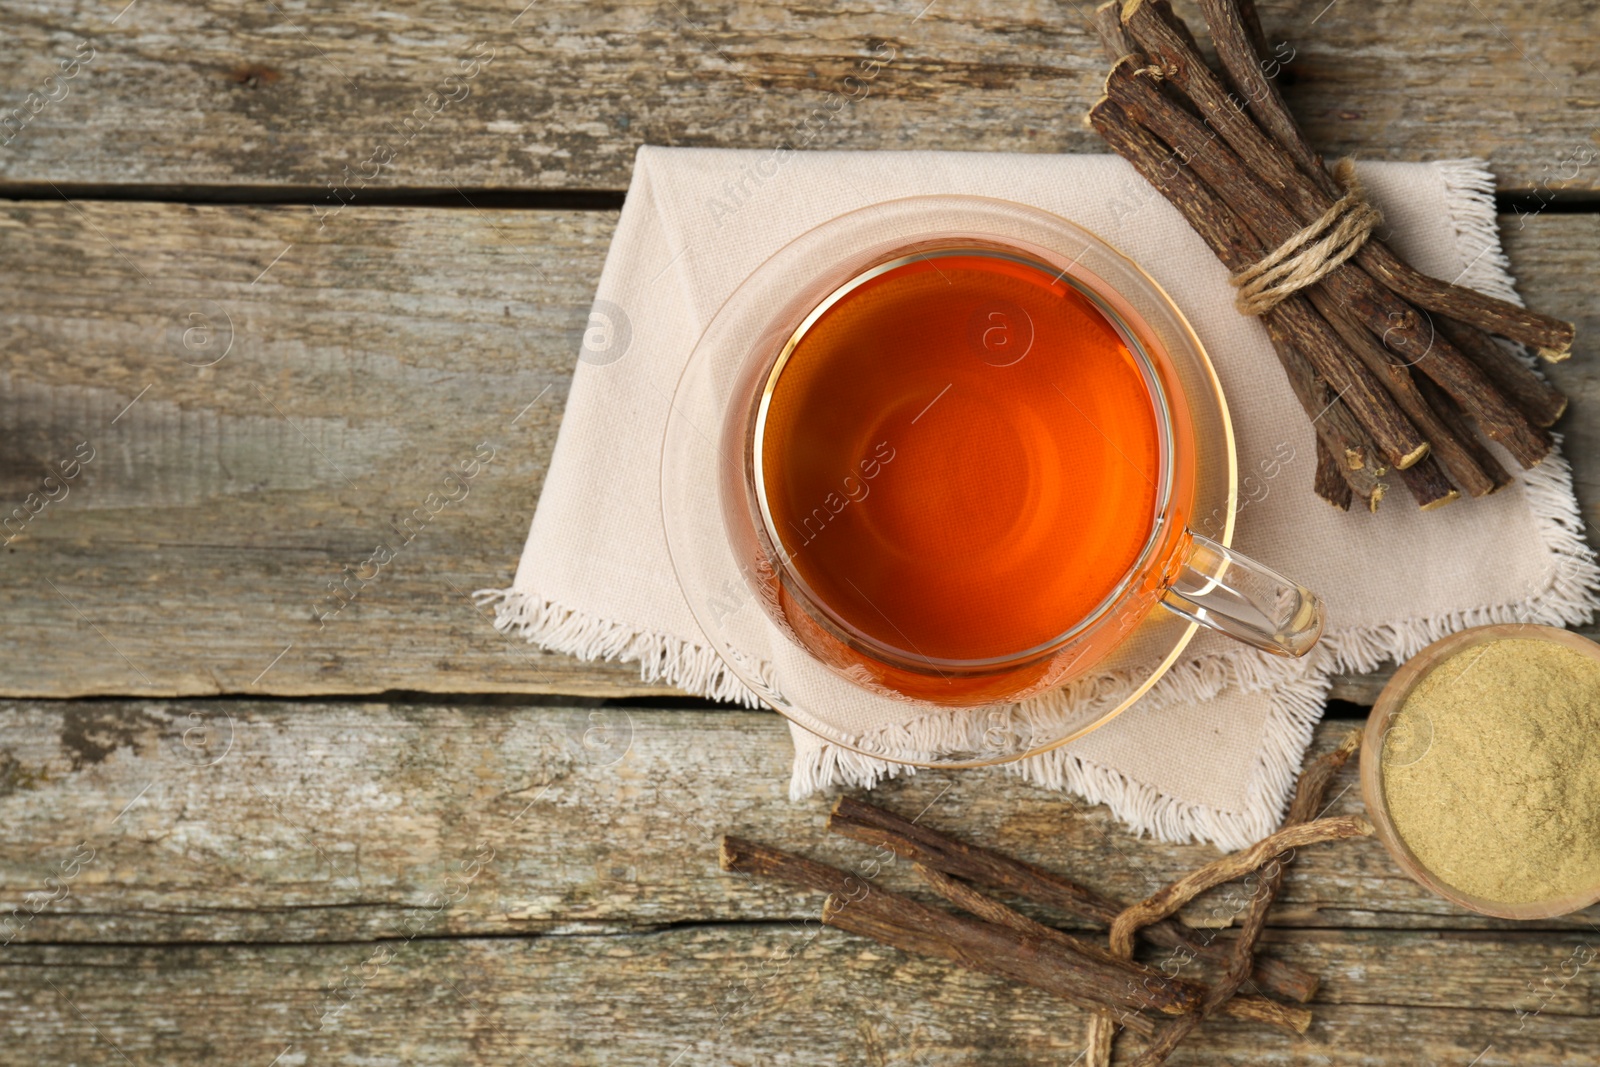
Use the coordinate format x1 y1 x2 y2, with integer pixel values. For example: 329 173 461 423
1360 622 1600 920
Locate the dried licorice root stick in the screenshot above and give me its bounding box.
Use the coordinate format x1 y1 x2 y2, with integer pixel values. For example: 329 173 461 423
1121 0 1576 360
915 863 1155 1046
1194 0 1325 190
914 862 1129 968
720 836 1204 1023
1360 212 1576 364
1099 59 1552 471
1314 437 1353 511
1122 734 1365 1067
1393 453 1461 512
1307 295 1482 481
1086 95 1427 478
829 795 1321 1003
1436 317 1568 429
1196 0 1579 374
1415 374 1515 495
1257 320 1393 504
914 863 1312 1037
1090 2 1394 513
1286 731 1363 826
817 889 1198 1026
1284 339 1395 509
1103 60 1554 470
1107 815 1374 958
1307 291 1496 498
1093 0 1137 57
719 834 864 896
1270 336 1378 476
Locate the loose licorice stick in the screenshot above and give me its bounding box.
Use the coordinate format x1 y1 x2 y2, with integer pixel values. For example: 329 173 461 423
914 862 1312 1037
719 834 866 896
1108 812 1376 1067
817 892 1184 1032
1116 733 1366 1067
718 836 1201 1024
912 862 1139 971
827 796 1321 1004
1108 815 1374 959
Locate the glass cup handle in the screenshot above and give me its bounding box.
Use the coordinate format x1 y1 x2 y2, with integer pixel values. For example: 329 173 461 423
1159 531 1324 657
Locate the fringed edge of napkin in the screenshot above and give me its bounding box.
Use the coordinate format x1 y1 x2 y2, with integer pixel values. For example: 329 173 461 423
1011 677 1328 848
475 588 763 706
790 673 1330 852
482 159 1598 850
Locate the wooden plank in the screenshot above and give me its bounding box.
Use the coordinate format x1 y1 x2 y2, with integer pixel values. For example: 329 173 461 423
1 206 1594 699
3 708 1596 945
0 930 1594 1065
0 0 1597 195
0 199 665 698
1508 215 1600 516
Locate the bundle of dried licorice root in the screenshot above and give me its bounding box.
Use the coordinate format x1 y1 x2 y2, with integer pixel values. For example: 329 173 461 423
1087 0 1573 512
719 733 1368 1067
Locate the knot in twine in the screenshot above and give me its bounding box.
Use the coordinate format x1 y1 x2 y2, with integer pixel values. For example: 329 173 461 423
1229 158 1382 316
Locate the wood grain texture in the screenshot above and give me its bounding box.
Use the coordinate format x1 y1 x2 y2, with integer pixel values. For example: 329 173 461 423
2 708 1596 945
1 205 1594 700
1 708 1595 1064
3 7 1596 1061
0 199 667 698
2 931 1597 1066
0 0 1597 195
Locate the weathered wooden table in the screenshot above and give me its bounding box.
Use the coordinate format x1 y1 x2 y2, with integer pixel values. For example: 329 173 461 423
3 2 1597 1063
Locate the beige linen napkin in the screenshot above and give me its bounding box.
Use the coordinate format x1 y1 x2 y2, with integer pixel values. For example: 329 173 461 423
484 146 1596 849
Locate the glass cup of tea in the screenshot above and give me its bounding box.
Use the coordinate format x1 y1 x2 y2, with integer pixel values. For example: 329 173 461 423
663 196 1323 759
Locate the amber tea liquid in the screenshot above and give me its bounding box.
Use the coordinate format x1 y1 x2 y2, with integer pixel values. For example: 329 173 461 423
757 249 1167 667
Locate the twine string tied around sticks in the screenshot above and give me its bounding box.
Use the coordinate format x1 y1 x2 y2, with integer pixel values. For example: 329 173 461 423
1229 159 1382 316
